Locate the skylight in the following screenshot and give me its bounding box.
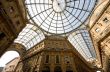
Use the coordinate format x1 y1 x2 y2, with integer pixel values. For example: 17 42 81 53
25 0 96 34
68 29 96 61
14 24 45 50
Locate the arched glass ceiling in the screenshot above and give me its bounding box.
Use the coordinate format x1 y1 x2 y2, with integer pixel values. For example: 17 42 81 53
25 0 96 34
68 29 96 61
14 24 45 50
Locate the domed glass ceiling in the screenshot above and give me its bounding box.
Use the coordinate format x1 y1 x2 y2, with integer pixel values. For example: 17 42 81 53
68 29 96 61
14 24 45 50
25 0 96 34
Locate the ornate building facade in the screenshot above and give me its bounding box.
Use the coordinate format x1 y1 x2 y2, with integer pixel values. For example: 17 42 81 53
15 37 95 72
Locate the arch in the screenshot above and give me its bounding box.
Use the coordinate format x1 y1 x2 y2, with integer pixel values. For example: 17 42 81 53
6 43 26 57
14 24 45 50
66 66 73 72
0 51 20 67
42 66 50 72
54 66 62 72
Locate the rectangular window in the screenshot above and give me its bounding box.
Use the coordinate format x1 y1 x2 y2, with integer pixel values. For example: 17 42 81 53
45 55 49 63
56 55 60 63
95 28 100 33
103 17 109 23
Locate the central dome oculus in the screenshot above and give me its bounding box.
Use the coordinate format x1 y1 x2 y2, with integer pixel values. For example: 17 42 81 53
53 0 66 12
25 0 96 34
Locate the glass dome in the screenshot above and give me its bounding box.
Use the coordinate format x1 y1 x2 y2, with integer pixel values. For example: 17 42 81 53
25 0 96 34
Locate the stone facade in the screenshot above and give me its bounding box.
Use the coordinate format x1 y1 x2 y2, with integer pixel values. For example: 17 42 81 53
90 2 110 72
0 0 26 57
15 38 95 72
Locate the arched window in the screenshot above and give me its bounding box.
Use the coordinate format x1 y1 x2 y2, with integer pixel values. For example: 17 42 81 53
54 66 62 72
66 66 73 72
42 66 50 72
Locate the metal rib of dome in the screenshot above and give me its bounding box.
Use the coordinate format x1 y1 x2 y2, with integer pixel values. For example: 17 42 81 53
25 0 96 34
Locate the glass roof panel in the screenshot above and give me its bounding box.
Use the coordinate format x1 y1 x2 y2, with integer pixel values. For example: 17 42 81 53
14 24 45 50
68 29 96 61
25 0 96 34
